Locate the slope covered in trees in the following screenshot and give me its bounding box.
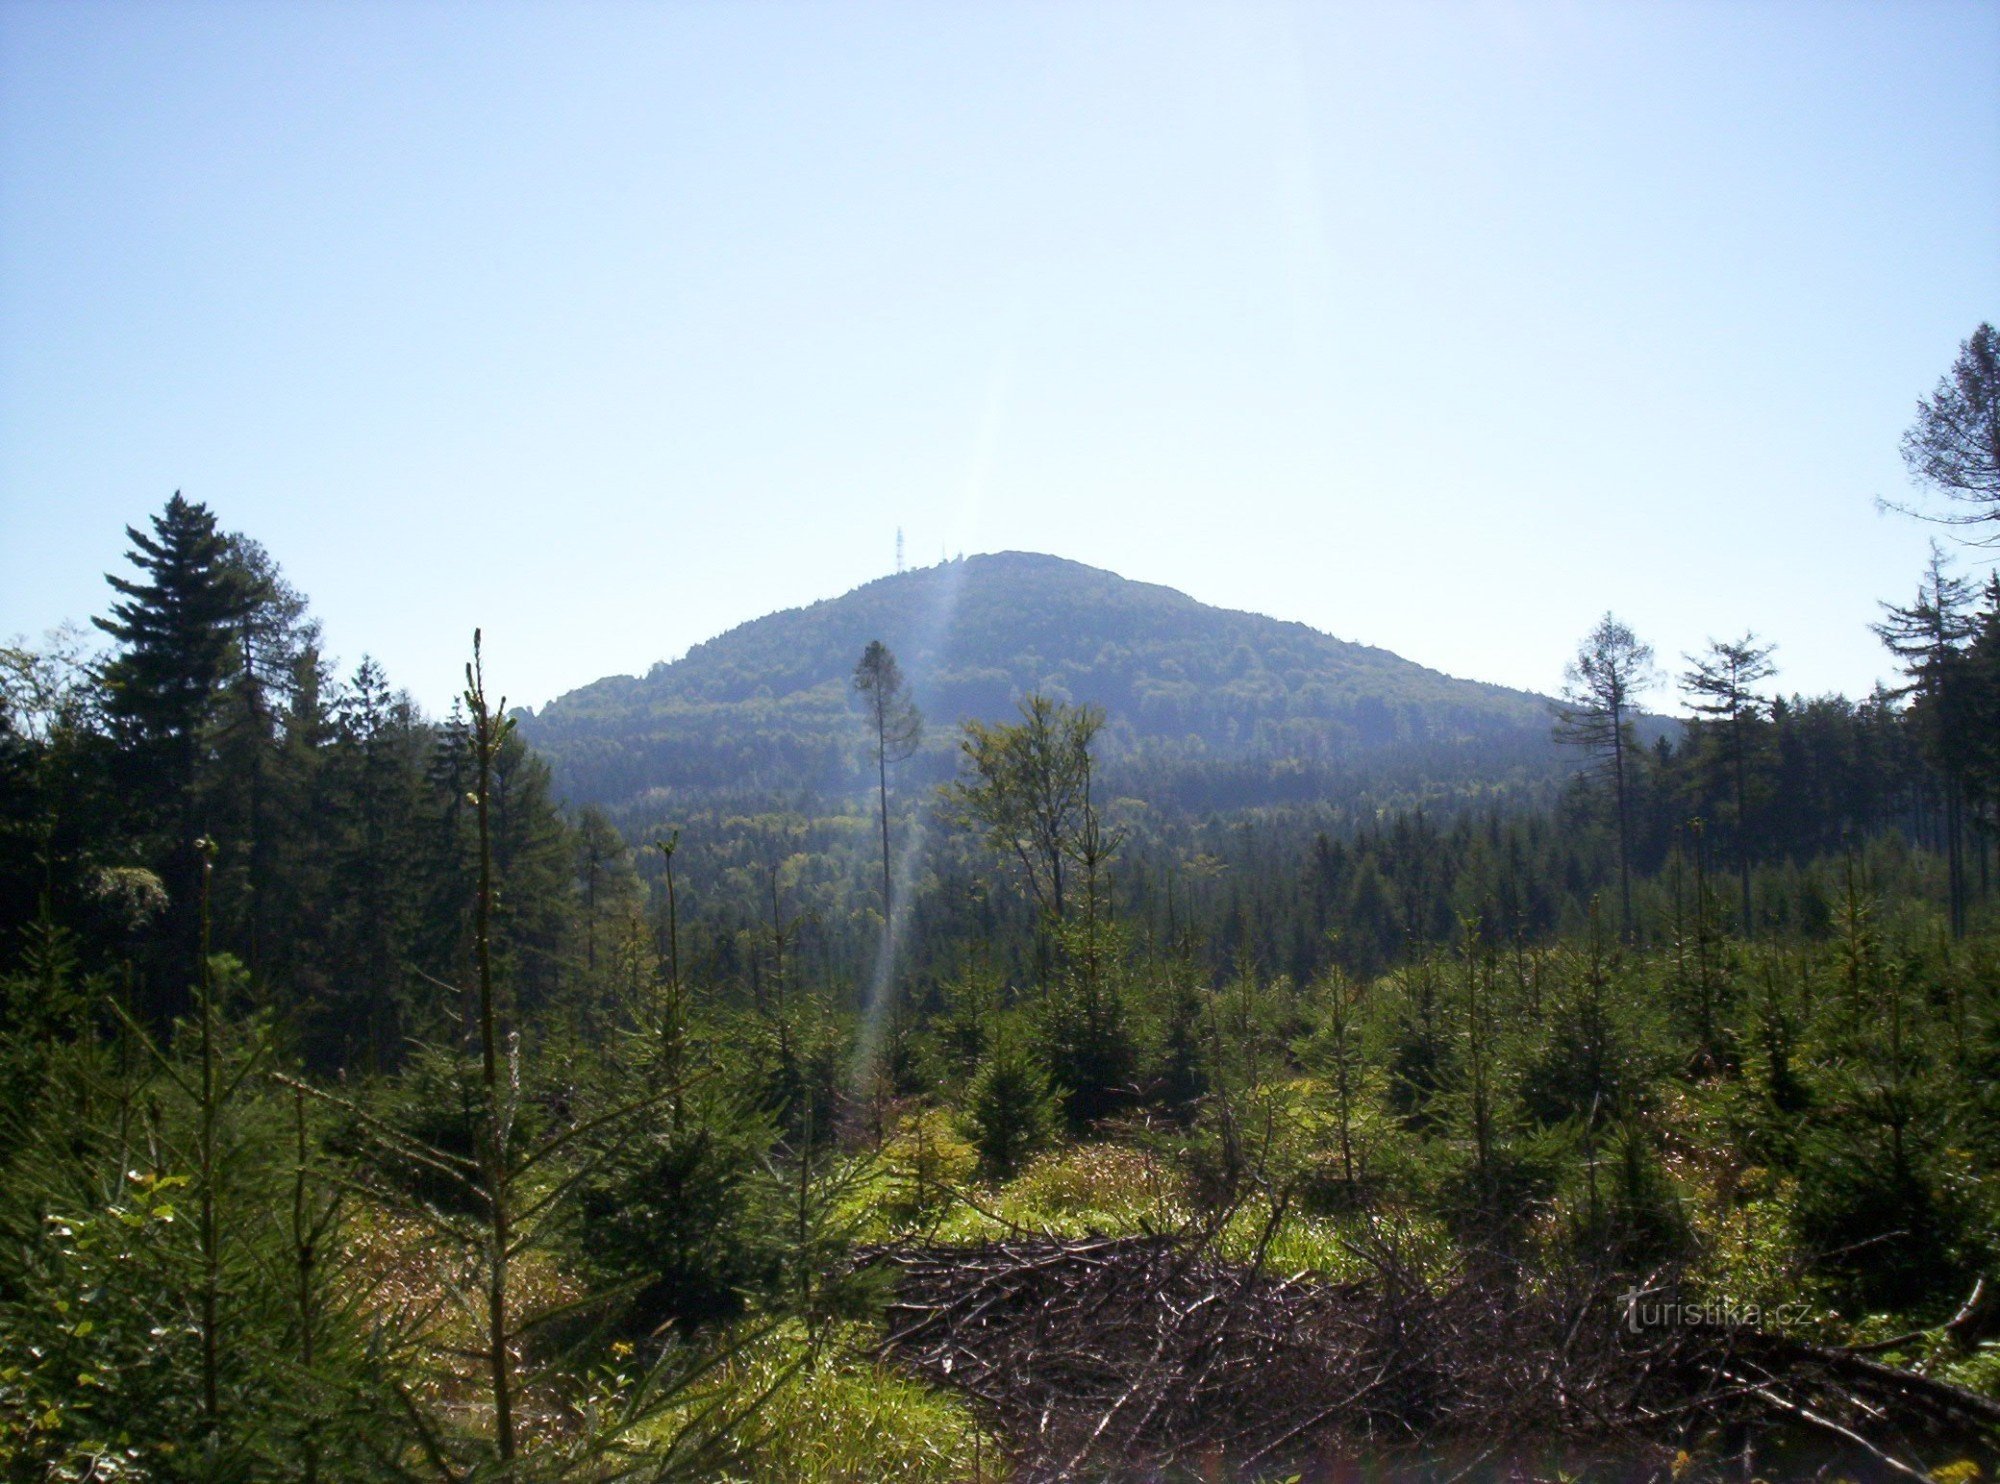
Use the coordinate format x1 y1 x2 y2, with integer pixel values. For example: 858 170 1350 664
4 314 2000 1483
519 552 1557 809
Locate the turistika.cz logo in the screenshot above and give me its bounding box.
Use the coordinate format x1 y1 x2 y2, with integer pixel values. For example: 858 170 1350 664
1620 1288 1809 1333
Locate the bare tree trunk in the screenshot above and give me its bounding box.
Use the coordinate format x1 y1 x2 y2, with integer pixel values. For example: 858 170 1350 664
469 641 516 1462
196 842 221 1429
877 743 893 935
1733 712 1753 938
1611 706 1633 938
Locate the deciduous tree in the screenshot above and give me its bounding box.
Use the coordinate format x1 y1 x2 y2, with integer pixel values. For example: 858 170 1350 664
947 693 1106 925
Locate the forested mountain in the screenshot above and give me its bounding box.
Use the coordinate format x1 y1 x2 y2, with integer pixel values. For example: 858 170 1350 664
5 315 2000 1477
519 552 1559 809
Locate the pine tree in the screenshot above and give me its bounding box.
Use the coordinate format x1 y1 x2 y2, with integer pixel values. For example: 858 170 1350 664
93 496 250 801
323 658 425 1070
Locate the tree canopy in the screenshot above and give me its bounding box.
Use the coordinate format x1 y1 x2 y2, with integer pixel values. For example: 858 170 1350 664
1898 321 2000 544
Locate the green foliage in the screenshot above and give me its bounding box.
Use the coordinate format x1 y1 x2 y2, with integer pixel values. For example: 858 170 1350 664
734 1003 846 1147
1035 962 1138 1134
5 493 2000 1475
1150 968 1210 1124
921 959 1002 1087
1789 1120 1979 1312
0 1027 416 1480
963 1036 1060 1183
0 909 98 1114
643 1324 1005 1484
0 1167 216 1476
1515 933 1652 1130
1555 1119 1691 1266
1381 960 1456 1130
575 1083 784 1332
92 495 255 780
735 1338 1001 1484
875 1107 978 1234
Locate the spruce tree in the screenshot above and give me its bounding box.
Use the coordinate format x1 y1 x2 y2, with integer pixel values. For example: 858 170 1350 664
94 495 250 802
92 493 255 1003
1681 633 1777 937
1874 547 1978 936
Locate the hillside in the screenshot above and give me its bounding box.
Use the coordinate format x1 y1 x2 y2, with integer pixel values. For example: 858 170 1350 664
519 553 1559 809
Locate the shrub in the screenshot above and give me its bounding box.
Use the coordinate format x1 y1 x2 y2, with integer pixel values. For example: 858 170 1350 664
876 1107 978 1233
576 1084 785 1333
964 1040 1060 1183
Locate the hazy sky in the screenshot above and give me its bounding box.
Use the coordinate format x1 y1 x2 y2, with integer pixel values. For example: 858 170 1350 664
3 1 1996 717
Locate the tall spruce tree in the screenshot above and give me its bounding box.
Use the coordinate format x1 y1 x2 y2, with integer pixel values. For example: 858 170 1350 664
1874 546 1979 936
1681 634 1776 937
93 493 256 1000
210 536 319 979
1965 574 2000 835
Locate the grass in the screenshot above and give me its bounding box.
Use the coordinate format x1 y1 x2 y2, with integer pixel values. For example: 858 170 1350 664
642 1323 1007 1483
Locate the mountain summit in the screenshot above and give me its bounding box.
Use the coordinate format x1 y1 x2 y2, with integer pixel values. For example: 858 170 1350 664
520 553 1554 808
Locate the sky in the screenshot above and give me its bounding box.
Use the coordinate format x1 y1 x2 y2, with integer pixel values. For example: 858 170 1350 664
2 0 1996 719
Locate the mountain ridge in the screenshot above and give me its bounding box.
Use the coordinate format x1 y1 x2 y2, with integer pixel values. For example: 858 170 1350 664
520 552 1559 809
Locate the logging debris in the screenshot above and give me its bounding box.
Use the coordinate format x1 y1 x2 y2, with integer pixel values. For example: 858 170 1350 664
866 1234 2000 1482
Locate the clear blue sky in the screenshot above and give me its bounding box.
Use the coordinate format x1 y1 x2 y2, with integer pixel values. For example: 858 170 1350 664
3 0 1995 717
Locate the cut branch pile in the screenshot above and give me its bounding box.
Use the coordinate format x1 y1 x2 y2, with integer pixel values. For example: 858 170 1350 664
868 1235 2000 1481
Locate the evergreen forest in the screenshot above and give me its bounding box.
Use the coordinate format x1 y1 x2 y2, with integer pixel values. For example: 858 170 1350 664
2 327 1999 1481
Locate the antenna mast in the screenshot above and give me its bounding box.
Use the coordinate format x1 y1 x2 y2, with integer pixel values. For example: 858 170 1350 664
896 527 905 574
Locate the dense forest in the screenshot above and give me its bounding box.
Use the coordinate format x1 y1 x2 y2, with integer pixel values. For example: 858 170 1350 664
1 326 1998 1480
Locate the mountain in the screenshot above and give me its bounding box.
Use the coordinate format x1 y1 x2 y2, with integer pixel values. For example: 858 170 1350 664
518 552 1559 811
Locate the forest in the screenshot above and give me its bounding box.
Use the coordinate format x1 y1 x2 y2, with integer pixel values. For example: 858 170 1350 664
1 326 1998 1481
512 548 1558 812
